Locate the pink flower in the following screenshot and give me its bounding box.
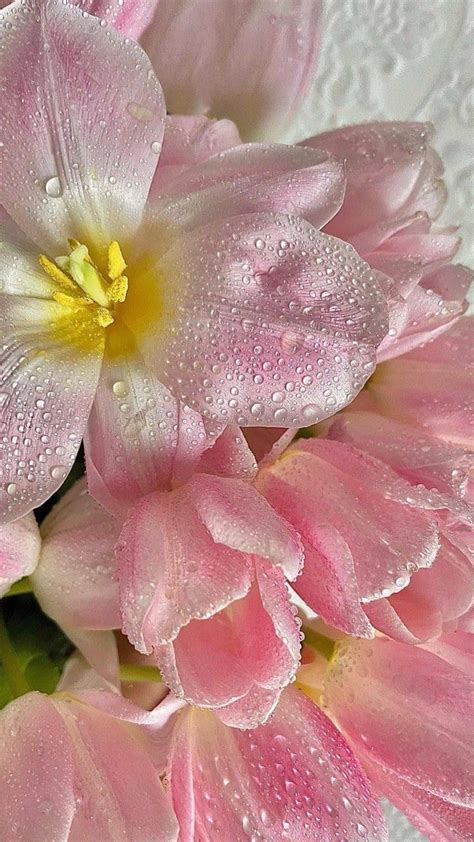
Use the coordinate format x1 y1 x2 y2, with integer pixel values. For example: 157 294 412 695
304 123 471 359
0 513 40 597
320 634 474 841
256 436 441 638
0 0 387 523
0 688 179 840
116 473 304 727
165 686 387 841
76 0 323 143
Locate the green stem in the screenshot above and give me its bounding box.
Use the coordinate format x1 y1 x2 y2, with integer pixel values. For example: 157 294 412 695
119 663 162 684
4 577 33 597
0 604 30 698
302 626 335 661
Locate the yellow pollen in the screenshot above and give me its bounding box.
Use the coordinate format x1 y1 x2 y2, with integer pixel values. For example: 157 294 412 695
108 240 127 280
39 254 76 291
39 238 130 322
107 274 129 303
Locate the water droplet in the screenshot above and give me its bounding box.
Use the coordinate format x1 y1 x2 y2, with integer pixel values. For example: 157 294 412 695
45 176 63 198
112 380 128 398
6 483 16 495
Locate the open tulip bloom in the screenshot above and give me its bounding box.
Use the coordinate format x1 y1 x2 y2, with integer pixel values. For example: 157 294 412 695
0 1 472 840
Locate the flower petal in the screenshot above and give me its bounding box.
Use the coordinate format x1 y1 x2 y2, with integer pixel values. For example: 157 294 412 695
305 122 446 241
169 687 386 841
151 143 345 232
323 638 474 810
0 693 76 840
0 289 102 523
156 560 300 727
72 0 158 40
142 213 388 430
85 349 207 516
257 439 439 619
116 482 253 651
141 0 322 142
369 317 474 448
0 0 165 253
0 513 40 596
32 478 121 629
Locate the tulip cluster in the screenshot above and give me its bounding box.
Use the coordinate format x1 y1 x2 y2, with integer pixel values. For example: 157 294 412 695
0 2 472 841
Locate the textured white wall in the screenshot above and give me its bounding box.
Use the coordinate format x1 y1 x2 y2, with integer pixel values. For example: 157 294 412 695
296 0 473 265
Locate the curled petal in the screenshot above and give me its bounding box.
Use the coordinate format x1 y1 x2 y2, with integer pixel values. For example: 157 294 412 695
141 0 322 142
0 0 165 252
0 513 40 596
117 473 302 650
305 122 446 241
142 214 388 431
157 561 300 727
257 438 439 635
169 687 386 841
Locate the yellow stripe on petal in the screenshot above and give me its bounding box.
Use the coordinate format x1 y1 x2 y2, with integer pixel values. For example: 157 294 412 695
108 240 127 280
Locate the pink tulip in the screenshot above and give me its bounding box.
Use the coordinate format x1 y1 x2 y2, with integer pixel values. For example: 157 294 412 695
321 635 474 841
84 0 322 143
0 0 387 524
304 123 471 359
165 686 387 841
256 437 441 638
0 688 179 841
0 513 40 597
117 473 304 727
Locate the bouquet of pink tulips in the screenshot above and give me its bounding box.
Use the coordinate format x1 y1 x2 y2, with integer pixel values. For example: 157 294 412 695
0 1 472 840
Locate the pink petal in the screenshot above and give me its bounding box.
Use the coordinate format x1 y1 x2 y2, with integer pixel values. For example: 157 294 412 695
243 427 297 465
365 532 473 643
150 144 345 232
326 407 474 505
85 349 207 516
0 693 77 840
0 513 40 596
72 0 158 40
0 290 102 523
197 426 258 481
0 0 165 253
141 0 322 141
257 439 439 632
369 317 474 448
169 687 386 841
157 560 300 727
151 114 241 192
116 482 253 651
305 122 446 241
322 638 473 813
141 214 388 431
32 478 120 630
117 473 303 651
60 628 120 688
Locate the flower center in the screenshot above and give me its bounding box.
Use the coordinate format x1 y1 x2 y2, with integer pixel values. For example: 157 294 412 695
39 239 129 328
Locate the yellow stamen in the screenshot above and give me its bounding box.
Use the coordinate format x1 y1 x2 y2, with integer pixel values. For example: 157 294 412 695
52 290 90 307
39 254 76 291
108 240 127 280
96 308 114 327
107 274 129 304
56 244 110 307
